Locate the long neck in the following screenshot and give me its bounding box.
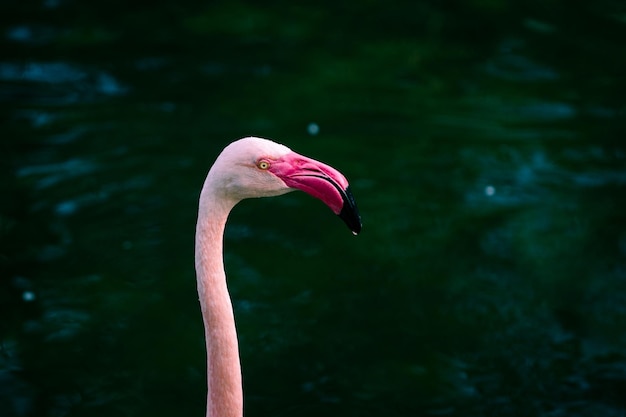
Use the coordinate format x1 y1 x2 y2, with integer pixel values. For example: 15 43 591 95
195 182 243 417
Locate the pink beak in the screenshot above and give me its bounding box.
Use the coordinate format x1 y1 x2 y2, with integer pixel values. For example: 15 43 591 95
268 152 362 235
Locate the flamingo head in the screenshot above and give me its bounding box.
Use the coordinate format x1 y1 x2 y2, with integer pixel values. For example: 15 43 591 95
207 137 361 234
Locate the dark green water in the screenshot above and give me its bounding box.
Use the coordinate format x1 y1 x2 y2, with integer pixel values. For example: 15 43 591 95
2 1 626 416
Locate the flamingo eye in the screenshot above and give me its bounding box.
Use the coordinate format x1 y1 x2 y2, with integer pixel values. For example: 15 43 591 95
257 160 271 170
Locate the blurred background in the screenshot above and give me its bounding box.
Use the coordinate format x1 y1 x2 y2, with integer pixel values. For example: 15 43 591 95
2 0 626 416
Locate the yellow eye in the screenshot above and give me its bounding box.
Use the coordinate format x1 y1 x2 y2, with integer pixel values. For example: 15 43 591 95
257 160 270 170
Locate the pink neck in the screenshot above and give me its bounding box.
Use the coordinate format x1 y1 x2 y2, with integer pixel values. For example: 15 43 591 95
195 188 243 417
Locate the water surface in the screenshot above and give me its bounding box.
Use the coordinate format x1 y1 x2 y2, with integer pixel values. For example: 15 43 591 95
2 1 626 416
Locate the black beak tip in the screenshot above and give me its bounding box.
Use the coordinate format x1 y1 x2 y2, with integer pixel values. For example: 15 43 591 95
338 186 362 235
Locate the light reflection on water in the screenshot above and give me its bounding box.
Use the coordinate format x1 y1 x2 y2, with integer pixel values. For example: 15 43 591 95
0 61 127 105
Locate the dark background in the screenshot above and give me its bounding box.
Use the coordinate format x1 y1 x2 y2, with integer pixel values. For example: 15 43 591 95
2 0 626 416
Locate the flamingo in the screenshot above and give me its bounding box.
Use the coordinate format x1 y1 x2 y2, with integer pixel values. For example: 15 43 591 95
195 137 361 417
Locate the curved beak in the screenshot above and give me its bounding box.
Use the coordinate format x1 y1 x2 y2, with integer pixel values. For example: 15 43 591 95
268 152 362 235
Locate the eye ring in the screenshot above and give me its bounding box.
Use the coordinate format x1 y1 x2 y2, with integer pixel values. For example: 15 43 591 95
257 160 271 170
